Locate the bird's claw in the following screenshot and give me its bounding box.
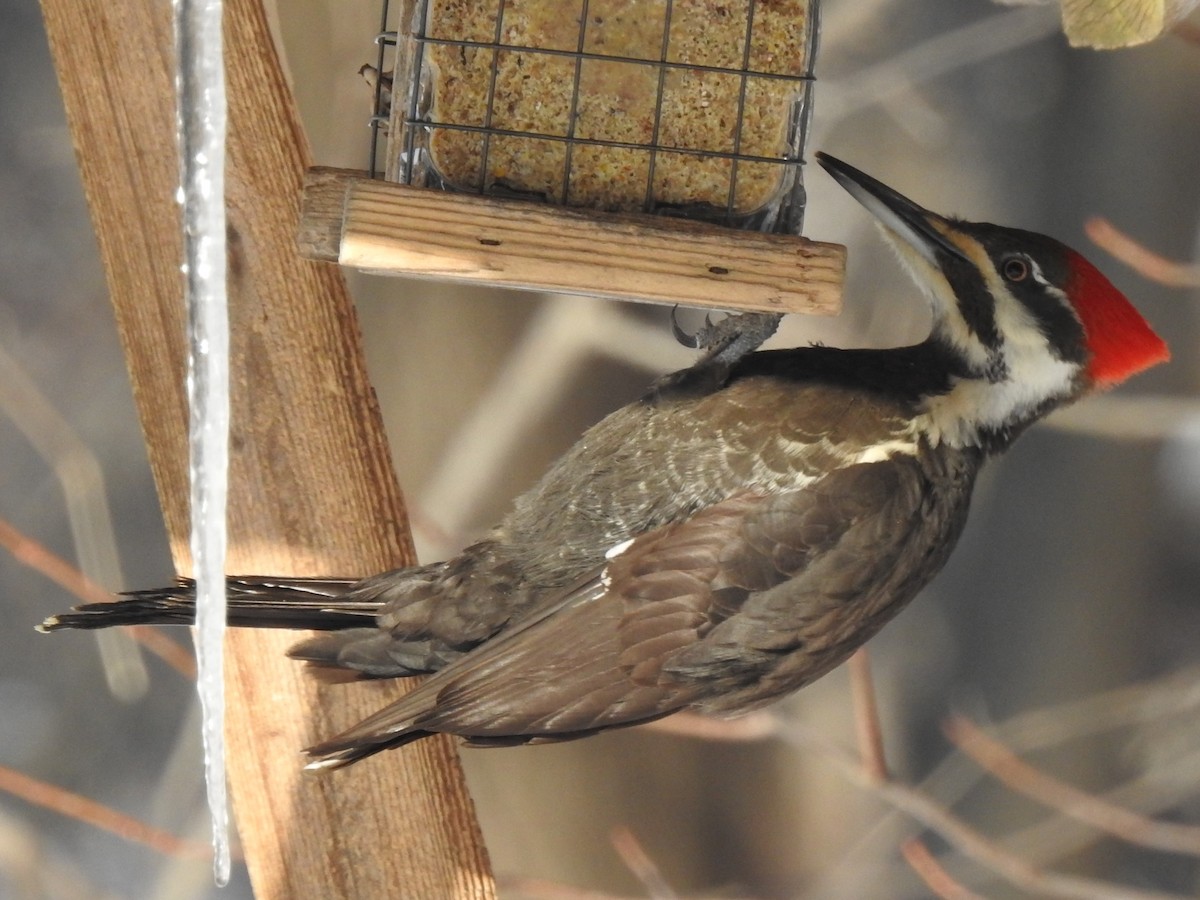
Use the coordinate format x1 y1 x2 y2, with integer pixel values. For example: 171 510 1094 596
671 309 783 365
651 309 782 401
672 308 727 352
670 306 703 350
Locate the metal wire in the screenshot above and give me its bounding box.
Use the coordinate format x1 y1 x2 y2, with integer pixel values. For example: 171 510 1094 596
643 0 676 213
367 0 396 178
560 0 593 206
376 0 819 232
726 0 759 218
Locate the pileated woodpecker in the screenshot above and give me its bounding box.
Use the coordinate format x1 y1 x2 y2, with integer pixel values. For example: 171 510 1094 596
41 154 1169 769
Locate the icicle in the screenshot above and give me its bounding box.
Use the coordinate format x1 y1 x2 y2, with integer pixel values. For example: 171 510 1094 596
175 0 231 886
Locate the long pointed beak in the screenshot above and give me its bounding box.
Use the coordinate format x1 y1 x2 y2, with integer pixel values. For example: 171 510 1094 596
816 152 971 266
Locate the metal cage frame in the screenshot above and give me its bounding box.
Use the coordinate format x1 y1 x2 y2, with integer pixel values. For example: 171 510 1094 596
372 0 819 234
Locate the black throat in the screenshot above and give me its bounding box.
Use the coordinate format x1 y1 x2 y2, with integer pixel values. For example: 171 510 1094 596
724 341 971 407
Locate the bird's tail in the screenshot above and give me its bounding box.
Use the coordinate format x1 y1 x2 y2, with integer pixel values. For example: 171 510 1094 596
37 577 382 633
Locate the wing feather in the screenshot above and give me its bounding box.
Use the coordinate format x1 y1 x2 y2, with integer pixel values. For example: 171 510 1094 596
304 456 955 765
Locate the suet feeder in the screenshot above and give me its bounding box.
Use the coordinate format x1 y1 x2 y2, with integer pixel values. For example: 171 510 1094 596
300 0 845 316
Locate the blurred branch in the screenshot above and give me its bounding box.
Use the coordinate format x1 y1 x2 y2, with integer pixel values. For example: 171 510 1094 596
0 809 120 900
859 665 1200 886
642 710 778 742
609 826 678 900
771 718 1186 900
848 650 888 783
0 515 109 605
1173 19 1200 45
848 650 954 896
1048 395 1199 440
0 763 212 859
991 664 1200 754
495 876 636 899
957 668 1200 871
643 661 1200 753
900 838 984 900
1085 216 1200 288
120 626 196 682
0 343 146 700
945 715 1200 857
644 660 1199 899
987 749 1200 875
817 6 1060 129
0 515 195 679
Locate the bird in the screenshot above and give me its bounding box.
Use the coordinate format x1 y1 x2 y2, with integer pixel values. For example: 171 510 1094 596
40 153 1170 769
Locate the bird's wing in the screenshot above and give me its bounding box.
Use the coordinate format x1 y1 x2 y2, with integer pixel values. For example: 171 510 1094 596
614 459 921 687
305 457 935 767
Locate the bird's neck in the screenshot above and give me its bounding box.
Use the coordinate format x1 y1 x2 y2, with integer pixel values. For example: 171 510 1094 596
914 332 1082 452
914 379 1058 453
727 340 1079 455
727 342 964 404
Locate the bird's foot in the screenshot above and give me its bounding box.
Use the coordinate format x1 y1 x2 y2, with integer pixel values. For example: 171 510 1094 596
648 310 781 401
670 308 782 366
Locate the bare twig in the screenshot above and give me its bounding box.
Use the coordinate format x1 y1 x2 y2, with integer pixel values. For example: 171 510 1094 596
494 874 753 900
946 716 1200 858
0 515 196 679
1171 19 1200 46
849 648 962 897
771 719 1188 900
120 626 197 681
1085 216 1200 288
495 874 639 899
609 826 678 900
848 649 888 783
645 658 1195 897
640 710 779 742
988 749 1200 876
861 668 1200 886
1048 395 1200 441
900 837 985 900
819 5 1060 124
796 663 1200 893
992 665 1200 754
0 514 112 606
0 763 212 859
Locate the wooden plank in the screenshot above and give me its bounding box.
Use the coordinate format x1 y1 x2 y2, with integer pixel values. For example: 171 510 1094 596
37 0 496 897
300 168 846 316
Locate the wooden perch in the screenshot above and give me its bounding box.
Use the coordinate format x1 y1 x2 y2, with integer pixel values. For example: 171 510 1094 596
300 168 846 316
37 0 495 896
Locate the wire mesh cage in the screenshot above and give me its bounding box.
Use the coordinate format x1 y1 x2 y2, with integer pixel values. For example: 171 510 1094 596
371 0 819 234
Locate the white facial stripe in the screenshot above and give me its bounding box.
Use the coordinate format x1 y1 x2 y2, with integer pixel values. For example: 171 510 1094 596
870 215 1084 449
1027 257 1052 288
879 227 993 373
920 347 1077 446
920 256 1079 447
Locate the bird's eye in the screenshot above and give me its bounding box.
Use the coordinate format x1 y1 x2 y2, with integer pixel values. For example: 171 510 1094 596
1002 256 1030 282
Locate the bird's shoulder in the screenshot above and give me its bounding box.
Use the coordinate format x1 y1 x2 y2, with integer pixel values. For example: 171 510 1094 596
642 344 948 452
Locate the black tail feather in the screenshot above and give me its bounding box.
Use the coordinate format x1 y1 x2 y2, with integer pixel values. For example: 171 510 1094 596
38 576 383 633
303 729 435 771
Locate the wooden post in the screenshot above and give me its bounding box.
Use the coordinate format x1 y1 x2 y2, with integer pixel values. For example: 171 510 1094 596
37 0 496 896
